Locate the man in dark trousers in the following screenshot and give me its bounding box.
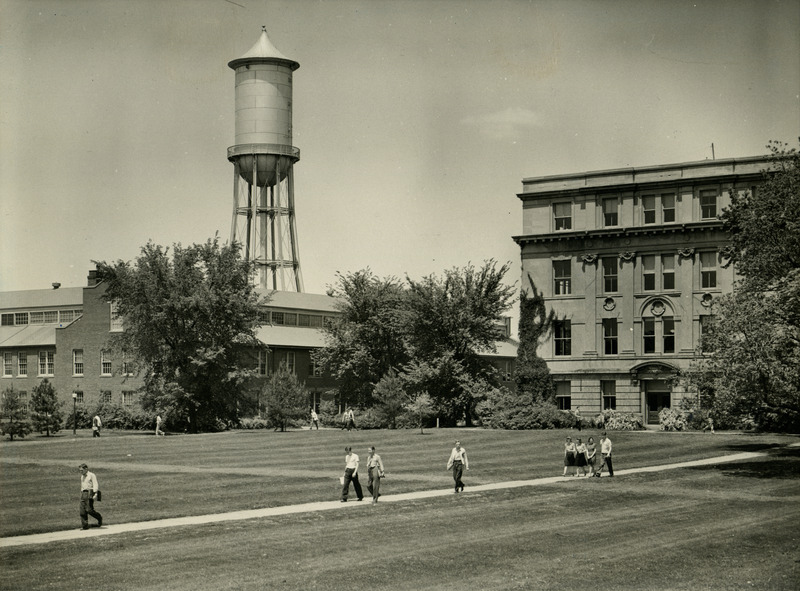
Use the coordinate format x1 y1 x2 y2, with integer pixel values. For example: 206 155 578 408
79 463 103 529
446 440 469 493
596 432 614 477
340 446 363 502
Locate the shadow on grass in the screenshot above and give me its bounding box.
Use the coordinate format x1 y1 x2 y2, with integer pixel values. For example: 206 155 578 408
692 446 800 480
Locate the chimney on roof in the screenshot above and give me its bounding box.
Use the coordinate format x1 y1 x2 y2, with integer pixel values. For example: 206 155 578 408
87 269 99 287
52 282 61 289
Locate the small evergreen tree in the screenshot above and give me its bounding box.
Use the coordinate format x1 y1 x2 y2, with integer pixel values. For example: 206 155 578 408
1 386 33 441
514 275 556 402
30 379 63 436
405 391 435 434
373 369 406 429
262 363 309 432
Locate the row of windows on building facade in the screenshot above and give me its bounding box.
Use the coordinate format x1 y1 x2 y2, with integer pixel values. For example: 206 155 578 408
551 188 729 231
1 309 83 326
6 389 140 413
552 380 618 411
552 249 720 297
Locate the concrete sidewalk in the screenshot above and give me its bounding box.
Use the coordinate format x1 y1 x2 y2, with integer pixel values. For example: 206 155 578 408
0 449 772 549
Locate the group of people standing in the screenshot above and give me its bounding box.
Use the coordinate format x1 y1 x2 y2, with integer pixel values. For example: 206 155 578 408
563 432 614 477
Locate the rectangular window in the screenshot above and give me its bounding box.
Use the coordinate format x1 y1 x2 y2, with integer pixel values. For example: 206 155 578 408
39 351 54 376
101 351 112 376
121 391 135 407
280 351 296 374
602 257 618 293
700 189 717 219
642 255 656 291
700 315 713 353
603 318 618 355
272 312 285 325
643 318 656 354
642 195 656 224
601 380 617 410
60 310 74 324
553 202 572 231
662 193 676 223
18 352 27 377
554 320 572 356
553 260 572 295
44 311 59 324
17 391 28 414
663 317 675 354
109 302 124 332
75 391 84 404
700 251 717 289
102 391 112 404
29 311 44 324
256 350 269 375
15 312 29 326
602 198 618 227
3 352 12 377
310 355 323 377
283 313 297 326
1 313 13 326
662 255 675 291
73 350 84 376
555 381 571 410
258 310 270 323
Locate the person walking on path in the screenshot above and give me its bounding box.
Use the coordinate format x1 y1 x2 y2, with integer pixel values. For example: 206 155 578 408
447 440 469 493
79 463 102 530
342 407 356 431
596 432 614 477
586 436 597 476
310 408 320 430
155 414 165 436
563 436 577 476
341 446 363 502
366 446 385 504
92 414 102 438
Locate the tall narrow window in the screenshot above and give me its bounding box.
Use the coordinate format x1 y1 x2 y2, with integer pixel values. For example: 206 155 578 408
256 350 269 375
663 317 675 354
553 260 572 295
643 318 656 354
109 302 124 332
662 193 676 223
603 318 618 355
3 352 12 377
75 391 84 404
662 254 675 290
553 202 572 231
602 198 618 227
101 351 112 376
102 391 112 403
121 353 133 376
602 257 618 293
700 251 717 289
122 391 135 407
642 255 656 291
280 351 296 374
700 189 717 219
18 352 27 377
642 195 656 224
17 392 28 413
601 380 617 410
700 315 714 353
554 320 572 356
39 351 54 376
555 381 571 410
73 350 84 376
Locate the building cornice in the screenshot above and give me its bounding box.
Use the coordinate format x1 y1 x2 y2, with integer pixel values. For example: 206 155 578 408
512 221 725 246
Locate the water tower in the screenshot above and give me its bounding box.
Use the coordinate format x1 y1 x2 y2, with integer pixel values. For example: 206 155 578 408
228 27 303 291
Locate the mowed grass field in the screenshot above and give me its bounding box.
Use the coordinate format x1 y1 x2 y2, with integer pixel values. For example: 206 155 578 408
1 427 798 590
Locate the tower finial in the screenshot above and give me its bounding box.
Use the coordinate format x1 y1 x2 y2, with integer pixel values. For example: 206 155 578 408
262 25 267 32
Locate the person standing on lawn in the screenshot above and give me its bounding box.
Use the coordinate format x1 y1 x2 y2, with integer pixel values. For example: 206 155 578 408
79 463 102 529
155 414 165 436
596 432 614 477
575 438 589 476
366 446 385 504
447 440 469 493
92 414 102 437
341 446 363 502
310 408 319 430
563 436 577 476
586 436 597 476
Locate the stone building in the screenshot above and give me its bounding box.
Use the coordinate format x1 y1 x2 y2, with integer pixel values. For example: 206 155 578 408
513 156 768 424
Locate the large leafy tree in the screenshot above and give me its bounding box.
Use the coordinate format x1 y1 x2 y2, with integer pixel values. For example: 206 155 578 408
316 270 409 407
30 379 63 436
403 260 516 425
689 141 800 431
95 237 265 432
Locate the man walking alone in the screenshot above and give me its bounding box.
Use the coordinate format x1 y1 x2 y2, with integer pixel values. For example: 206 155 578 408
79 463 102 529
447 440 469 493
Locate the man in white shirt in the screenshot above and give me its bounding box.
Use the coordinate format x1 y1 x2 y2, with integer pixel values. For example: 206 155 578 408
341 446 364 502
446 440 469 493
310 408 319 430
79 463 103 529
596 432 614 477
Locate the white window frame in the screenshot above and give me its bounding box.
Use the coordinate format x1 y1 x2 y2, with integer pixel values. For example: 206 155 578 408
73 350 84 376
553 202 572 231
18 352 27 377
39 351 54 376
3 352 13 377
101 351 112 376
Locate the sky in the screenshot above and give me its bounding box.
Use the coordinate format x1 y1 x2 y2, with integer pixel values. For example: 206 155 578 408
2 0 799 328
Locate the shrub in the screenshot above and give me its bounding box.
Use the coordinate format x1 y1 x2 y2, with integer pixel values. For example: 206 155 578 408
596 410 643 431
659 407 690 431
352 407 385 430
64 407 92 430
317 398 339 427
239 417 270 430
476 388 577 429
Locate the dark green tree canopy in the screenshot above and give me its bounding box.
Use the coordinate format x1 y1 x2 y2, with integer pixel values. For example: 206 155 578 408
95 237 265 431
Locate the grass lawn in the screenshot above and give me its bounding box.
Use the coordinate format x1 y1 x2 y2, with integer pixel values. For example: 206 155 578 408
1 427 798 590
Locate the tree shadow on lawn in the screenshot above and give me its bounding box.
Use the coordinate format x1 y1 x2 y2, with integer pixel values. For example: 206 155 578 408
691 446 800 480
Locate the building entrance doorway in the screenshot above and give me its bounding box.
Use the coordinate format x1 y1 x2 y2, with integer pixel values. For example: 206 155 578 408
645 380 671 425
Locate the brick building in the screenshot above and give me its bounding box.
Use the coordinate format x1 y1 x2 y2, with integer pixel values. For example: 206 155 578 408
513 156 768 423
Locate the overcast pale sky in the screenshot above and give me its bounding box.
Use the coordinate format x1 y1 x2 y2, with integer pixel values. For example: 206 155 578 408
2 0 799 314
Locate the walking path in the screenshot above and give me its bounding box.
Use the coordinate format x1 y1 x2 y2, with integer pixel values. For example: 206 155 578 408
2 447 786 549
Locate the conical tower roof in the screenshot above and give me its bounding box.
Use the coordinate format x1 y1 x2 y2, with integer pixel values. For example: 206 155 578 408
228 26 299 71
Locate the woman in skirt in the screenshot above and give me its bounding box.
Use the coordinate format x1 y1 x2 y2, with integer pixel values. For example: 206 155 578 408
563 436 577 476
575 438 589 476
585 436 597 476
